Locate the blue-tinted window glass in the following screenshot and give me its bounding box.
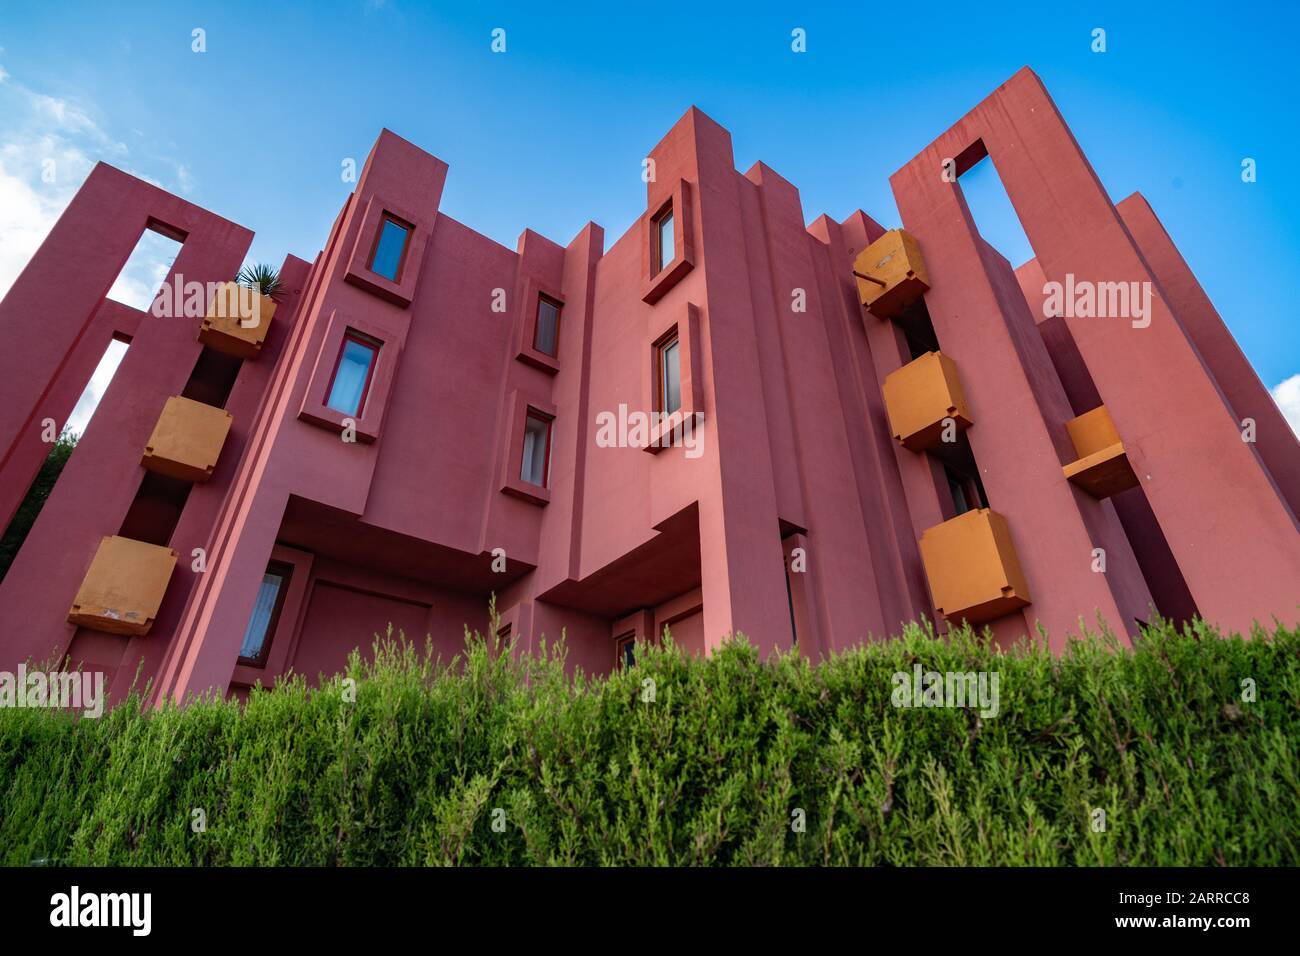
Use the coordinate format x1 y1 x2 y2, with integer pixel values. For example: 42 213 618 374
370 218 410 281
656 211 675 272
327 338 377 416
239 570 285 662
661 339 681 415
621 639 636 668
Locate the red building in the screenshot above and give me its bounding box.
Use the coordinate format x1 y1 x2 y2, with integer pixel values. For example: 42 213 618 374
1 67 1297 705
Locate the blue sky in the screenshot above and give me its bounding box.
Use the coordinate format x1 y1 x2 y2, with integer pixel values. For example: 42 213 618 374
1 0 1297 428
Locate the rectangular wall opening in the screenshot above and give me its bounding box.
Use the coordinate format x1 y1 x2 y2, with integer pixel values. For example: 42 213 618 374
0 335 130 583
959 154 1035 270
65 335 130 437
106 224 184 312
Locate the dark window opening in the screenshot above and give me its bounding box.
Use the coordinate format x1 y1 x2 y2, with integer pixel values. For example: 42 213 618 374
181 348 243 409
782 548 799 648
533 294 561 357
615 632 636 668
118 471 193 546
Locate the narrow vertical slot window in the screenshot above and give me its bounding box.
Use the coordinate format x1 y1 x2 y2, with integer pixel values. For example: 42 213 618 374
653 207 675 274
520 411 552 487
658 333 681 416
238 562 292 666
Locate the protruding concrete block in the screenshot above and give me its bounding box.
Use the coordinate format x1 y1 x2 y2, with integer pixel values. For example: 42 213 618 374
199 282 276 358
882 350 973 451
919 508 1031 625
67 536 178 636
142 395 233 482
853 229 931 320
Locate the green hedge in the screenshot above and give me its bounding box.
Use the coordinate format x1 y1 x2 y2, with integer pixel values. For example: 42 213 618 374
1 616 1296 866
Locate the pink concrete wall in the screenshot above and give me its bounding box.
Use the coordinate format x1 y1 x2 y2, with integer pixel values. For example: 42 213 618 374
2 68 1295 705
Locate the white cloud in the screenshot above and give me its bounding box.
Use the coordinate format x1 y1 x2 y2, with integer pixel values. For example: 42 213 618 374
1270 374 1300 437
0 66 187 303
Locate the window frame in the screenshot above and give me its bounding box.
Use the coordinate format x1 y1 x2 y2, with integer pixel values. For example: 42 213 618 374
614 632 637 669
236 560 294 668
366 212 414 284
325 330 382 418
652 203 675 276
532 293 562 358
520 409 554 488
656 330 682 417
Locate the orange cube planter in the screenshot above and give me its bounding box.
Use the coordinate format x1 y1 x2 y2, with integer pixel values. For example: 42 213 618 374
67 535 177 636
1062 405 1140 499
853 229 931 320
198 281 277 358
919 508 1031 626
882 351 973 451
141 395 233 482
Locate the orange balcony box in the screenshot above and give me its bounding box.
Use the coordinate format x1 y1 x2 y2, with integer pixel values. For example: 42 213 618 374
919 508 1031 626
67 535 177 636
882 350 973 452
141 396 232 482
1062 405 1139 499
853 229 931 320
199 281 277 358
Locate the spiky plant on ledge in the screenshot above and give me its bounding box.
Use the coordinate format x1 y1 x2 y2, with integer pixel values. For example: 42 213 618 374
235 262 283 300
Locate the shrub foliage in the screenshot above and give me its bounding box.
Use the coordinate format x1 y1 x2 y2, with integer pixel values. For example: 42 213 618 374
1 616 1295 866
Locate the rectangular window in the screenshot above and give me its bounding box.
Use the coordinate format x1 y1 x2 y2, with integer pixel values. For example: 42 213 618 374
533 294 561 357
654 207 675 274
238 562 292 666
326 333 380 417
520 411 552 487
658 334 682 416
615 633 636 668
368 215 412 282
